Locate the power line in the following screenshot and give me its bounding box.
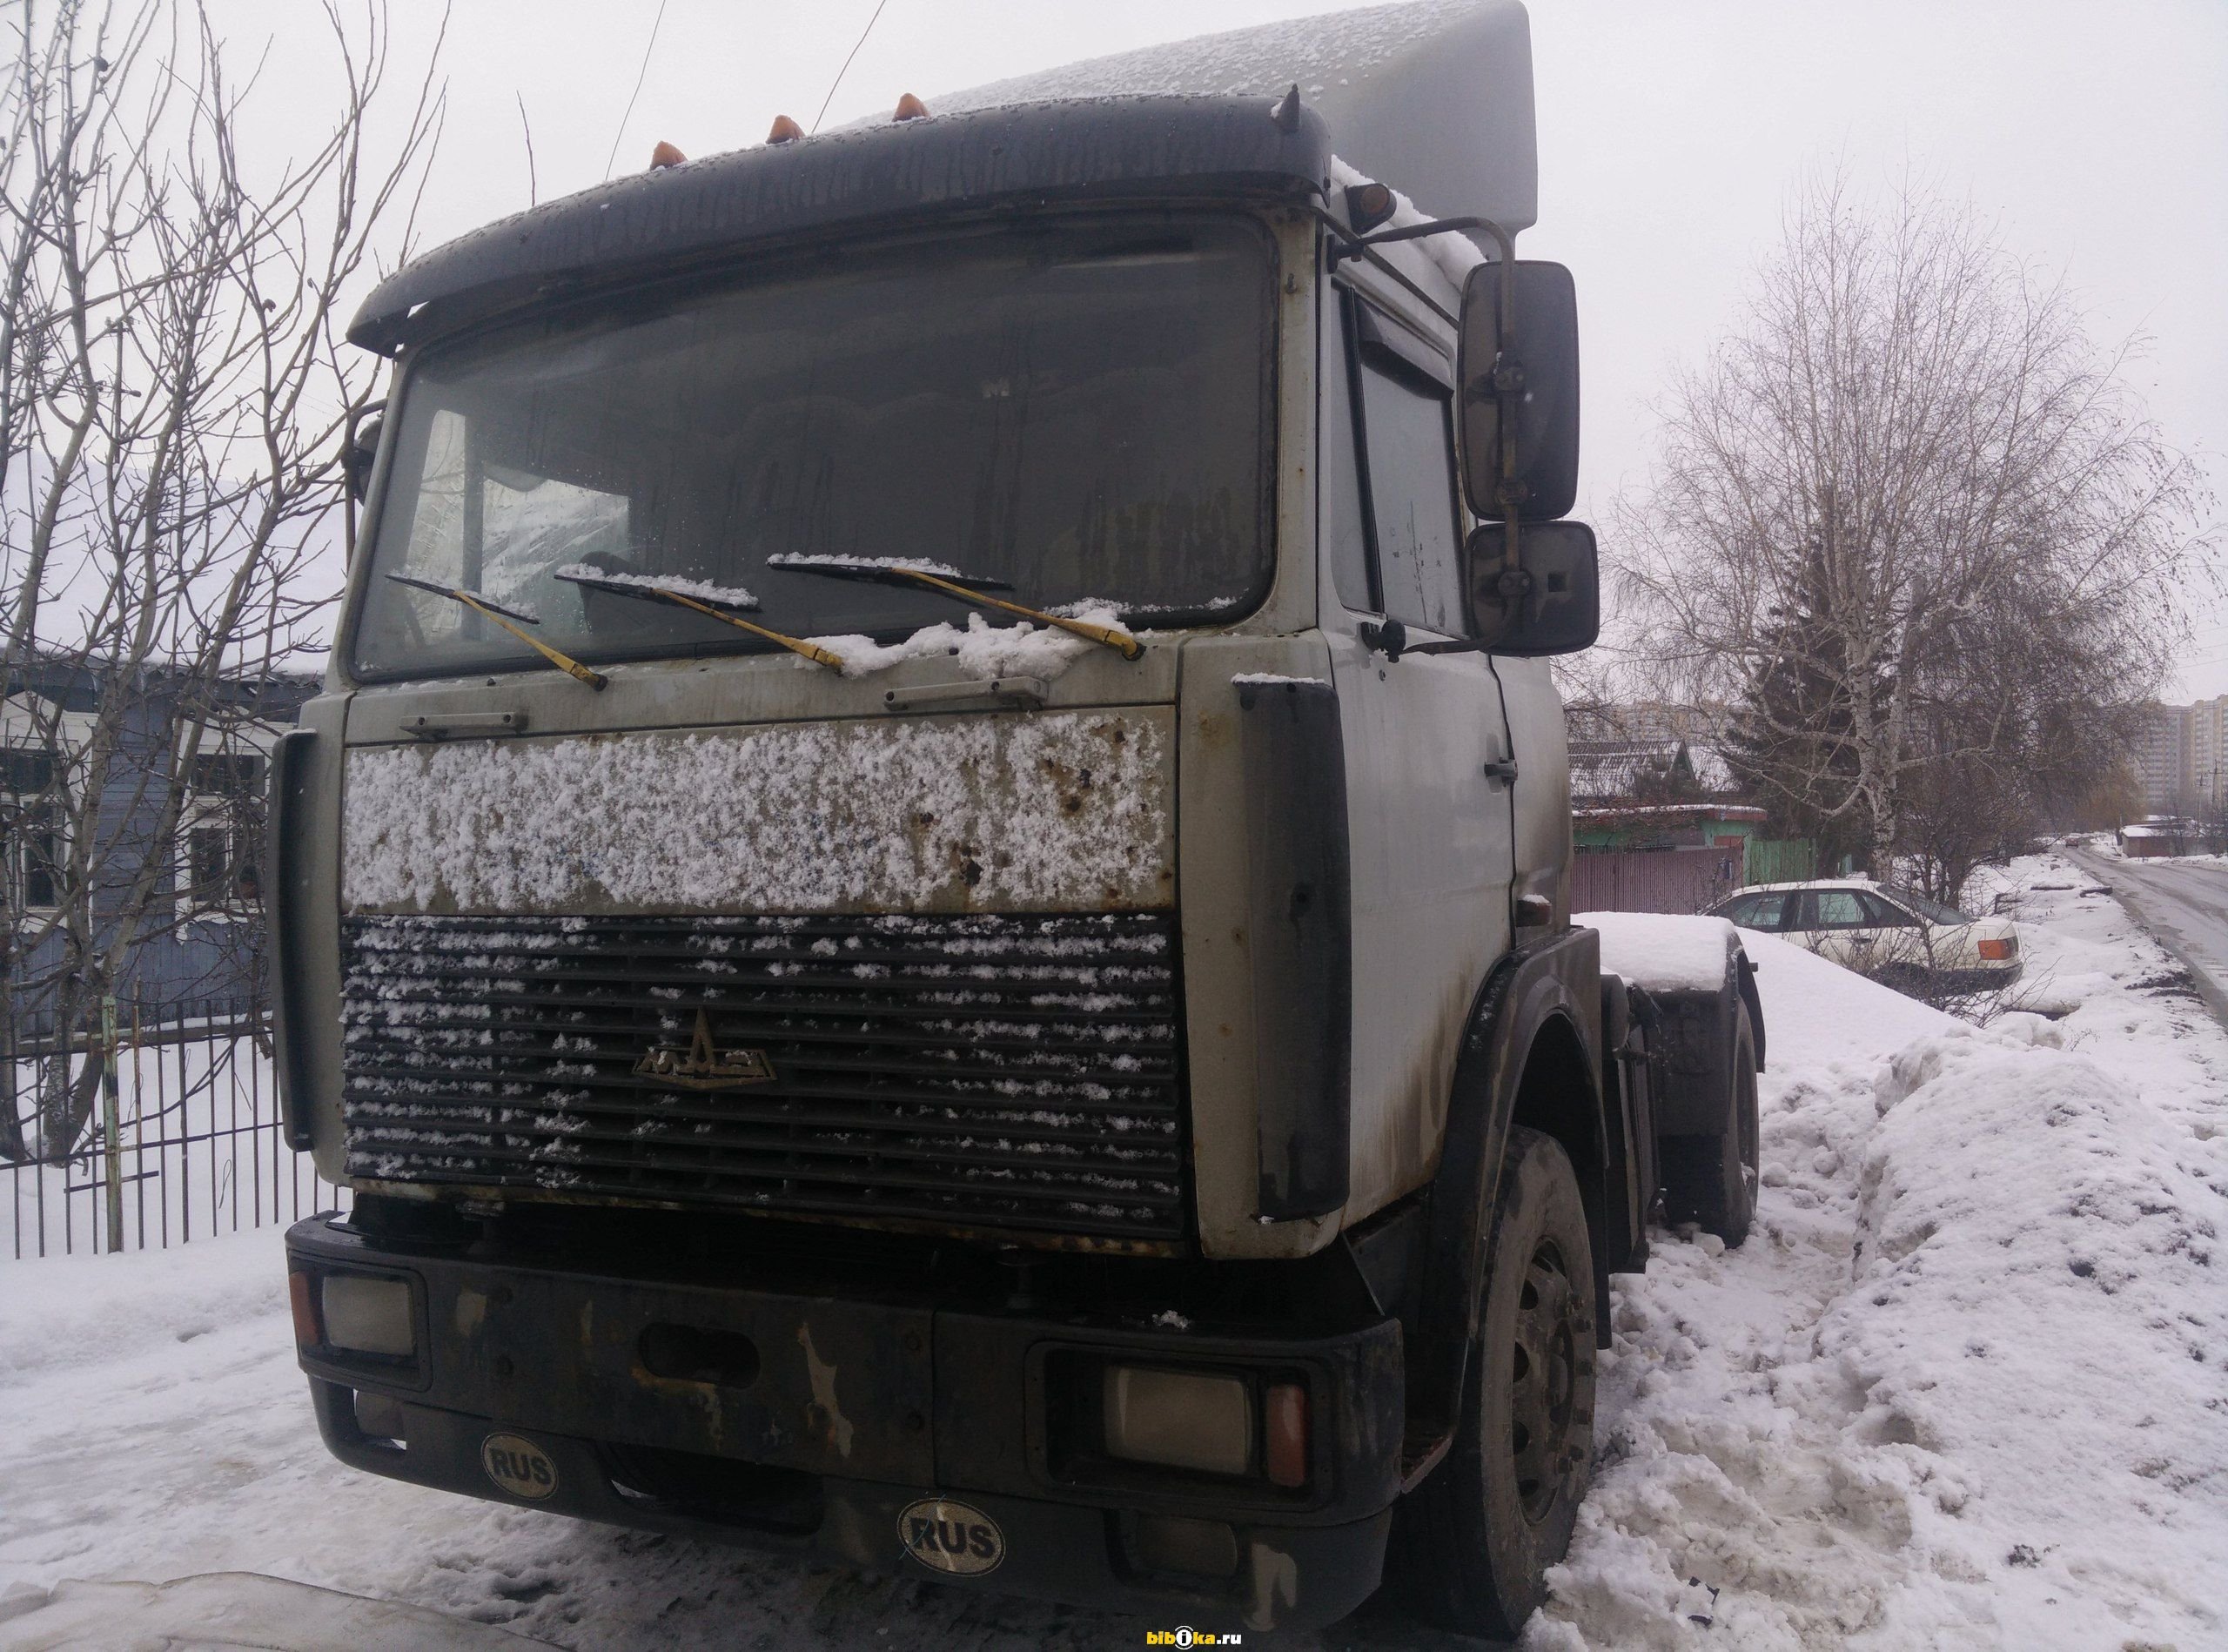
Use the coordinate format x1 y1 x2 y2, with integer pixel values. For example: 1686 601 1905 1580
813 0 894 135
603 0 674 181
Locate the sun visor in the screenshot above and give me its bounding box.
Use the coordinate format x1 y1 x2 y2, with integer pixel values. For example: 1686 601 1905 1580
938 0 1538 232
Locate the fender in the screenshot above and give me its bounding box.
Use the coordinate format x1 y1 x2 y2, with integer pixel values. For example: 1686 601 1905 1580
1398 925 1611 1484
1648 949 1762 1138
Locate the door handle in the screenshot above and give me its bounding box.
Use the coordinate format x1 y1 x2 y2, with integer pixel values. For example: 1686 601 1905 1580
1481 759 1519 785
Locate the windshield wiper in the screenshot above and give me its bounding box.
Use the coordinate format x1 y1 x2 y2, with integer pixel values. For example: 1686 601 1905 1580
553 566 845 671
765 555 1144 661
385 574 607 689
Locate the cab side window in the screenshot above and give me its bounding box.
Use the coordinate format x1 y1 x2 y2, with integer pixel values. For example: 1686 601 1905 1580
1346 300 1466 635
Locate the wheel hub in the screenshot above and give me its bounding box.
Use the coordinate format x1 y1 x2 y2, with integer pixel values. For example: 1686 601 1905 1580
1508 1241 1579 1524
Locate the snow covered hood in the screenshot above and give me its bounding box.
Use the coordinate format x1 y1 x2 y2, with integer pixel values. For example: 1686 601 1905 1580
340 711 1173 917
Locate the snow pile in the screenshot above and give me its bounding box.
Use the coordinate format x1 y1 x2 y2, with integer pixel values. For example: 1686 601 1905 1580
1536 865 2228 1649
342 709 1171 915
1582 910 1740 994
0 1225 291 1384
805 604 1131 682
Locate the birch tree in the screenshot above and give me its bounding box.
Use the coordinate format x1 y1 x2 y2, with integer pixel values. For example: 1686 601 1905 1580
0 0 441 1162
1619 171 2214 881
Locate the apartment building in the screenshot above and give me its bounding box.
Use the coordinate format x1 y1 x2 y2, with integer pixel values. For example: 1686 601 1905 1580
2139 696 2228 809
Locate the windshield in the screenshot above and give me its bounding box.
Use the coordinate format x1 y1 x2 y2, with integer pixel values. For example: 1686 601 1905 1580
350 218 1273 682
1882 883 1973 925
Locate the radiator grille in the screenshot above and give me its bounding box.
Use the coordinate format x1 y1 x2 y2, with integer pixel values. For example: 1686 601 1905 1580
339 911 1187 1241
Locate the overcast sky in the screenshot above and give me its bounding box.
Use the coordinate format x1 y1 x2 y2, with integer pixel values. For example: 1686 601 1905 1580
214 0 2228 697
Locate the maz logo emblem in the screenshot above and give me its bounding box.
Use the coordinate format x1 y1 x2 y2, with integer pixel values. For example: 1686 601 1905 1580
634 1009 776 1090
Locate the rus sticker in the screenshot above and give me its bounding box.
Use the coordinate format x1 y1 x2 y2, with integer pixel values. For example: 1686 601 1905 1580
897 1497 1005 1576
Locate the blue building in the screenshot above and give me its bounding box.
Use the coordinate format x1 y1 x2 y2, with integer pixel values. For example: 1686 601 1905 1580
3 659 317 1038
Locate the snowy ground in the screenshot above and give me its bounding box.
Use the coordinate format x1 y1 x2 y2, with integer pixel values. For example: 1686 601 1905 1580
2 850 2223 1649
2064 843 2228 1023
1536 849 2228 1649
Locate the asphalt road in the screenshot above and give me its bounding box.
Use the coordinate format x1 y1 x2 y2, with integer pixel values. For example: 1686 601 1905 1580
2067 845 2228 1027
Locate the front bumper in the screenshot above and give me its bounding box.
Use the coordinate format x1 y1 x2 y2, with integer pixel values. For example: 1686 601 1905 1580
285 1214 1402 1632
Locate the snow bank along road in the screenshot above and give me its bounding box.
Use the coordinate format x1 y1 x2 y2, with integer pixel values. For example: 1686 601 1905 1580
2066 843 2228 1028
2 851 2223 1650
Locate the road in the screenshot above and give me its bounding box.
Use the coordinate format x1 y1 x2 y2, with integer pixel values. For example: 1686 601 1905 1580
2066 845 2228 1027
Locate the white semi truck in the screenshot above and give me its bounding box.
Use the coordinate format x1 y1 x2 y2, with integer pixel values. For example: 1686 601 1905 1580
272 2 1762 1634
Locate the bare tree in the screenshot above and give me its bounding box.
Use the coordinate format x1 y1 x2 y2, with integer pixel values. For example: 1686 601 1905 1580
1618 170 2216 884
0 0 441 1162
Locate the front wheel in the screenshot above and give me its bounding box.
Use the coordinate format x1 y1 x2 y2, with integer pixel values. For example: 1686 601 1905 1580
1391 1126 1597 1636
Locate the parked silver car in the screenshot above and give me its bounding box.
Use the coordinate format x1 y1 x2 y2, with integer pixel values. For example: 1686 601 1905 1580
1709 879 2022 991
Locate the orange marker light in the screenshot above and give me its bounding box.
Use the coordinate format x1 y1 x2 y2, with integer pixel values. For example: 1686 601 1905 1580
288 1269 321 1347
648 140 687 170
1265 1381 1308 1488
767 114 802 144
1346 182 1397 232
893 92 929 122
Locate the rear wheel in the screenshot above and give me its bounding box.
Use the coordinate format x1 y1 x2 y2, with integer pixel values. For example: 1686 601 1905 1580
1392 1126 1596 1635
1660 1000 1759 1245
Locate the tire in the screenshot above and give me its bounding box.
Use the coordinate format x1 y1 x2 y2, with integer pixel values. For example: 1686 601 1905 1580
1391 1126 1597 1636
1659 999 1759 1246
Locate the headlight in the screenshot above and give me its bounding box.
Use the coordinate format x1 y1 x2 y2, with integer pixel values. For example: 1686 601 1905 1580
320 1273 415 1357
1097 1365 1314 1487
1103 1366 1252 1476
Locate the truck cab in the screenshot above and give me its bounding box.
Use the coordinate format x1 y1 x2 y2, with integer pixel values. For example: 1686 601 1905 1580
274 4 1759 1634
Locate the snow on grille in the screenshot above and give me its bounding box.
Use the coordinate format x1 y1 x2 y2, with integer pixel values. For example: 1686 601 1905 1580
339 910 1188 1242
341 709 1172 916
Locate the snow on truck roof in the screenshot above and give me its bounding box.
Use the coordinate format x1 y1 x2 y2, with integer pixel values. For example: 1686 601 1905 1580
937 0 1538 232
350 2 1534 354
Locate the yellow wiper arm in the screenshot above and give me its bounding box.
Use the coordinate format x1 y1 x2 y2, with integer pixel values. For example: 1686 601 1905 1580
385 574 607 690
767 556 1144 661
895 567 1144 661
552 567 846 671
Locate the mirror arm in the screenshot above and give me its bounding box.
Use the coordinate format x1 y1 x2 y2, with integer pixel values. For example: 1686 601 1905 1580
1403 637 1488 657
1326 213 1514 270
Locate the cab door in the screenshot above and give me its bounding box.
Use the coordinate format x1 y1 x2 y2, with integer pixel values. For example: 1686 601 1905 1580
1319 279 1515 1217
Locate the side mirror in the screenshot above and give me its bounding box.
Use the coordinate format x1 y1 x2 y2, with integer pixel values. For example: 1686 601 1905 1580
1466 519 1598 656
343 415 383 505
1455 260 1579 521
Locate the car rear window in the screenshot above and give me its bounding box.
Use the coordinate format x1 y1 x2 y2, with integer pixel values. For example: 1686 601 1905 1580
1721 891 1791 930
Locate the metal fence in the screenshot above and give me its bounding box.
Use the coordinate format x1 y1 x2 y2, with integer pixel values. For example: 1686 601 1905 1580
4 997 347 1261
1744 836 1817 885
1572 844 1746 915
